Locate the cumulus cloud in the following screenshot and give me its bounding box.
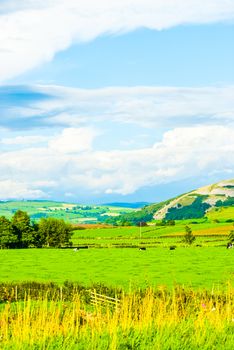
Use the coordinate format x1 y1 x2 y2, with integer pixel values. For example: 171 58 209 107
0 125 233 199
72 125 234 195
0 0 234 81
0 83 233 200
0 180 46 199
48 127 97 154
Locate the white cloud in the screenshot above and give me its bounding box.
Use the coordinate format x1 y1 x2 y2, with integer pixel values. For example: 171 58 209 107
0 180 46 199
71 125 234 194
0 83 233 199
4 84 234 130
1 135 47 145
0 0 234 81
36 85 234 128
48 127 97 154
0 125 233 199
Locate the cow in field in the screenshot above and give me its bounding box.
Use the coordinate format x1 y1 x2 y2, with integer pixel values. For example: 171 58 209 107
227 242 233 249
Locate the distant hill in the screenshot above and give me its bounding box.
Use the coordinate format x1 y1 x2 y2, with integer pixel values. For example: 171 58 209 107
1 180 233 225
107 179 234 225
154 179 234 220
102 202 150 209
0 200 135 224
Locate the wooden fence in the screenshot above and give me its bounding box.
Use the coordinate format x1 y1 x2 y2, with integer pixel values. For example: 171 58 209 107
90 290 121 310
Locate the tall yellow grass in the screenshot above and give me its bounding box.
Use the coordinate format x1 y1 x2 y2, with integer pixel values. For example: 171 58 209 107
0 286 234 349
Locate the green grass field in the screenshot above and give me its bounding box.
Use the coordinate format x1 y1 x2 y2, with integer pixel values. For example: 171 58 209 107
0 204 233 349
0 215 233 349
0 247 233 290
71 221 232 248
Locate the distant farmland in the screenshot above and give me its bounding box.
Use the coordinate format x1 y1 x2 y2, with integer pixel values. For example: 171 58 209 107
0 200 135 223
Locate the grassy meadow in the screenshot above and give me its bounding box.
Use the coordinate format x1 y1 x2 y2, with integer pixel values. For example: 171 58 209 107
71 218 232 248
0 206 234 349
0 246 233 290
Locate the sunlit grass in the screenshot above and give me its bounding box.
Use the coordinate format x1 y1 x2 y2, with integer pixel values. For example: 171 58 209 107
0 248 233 290
207 207 234 222
0 286 234 349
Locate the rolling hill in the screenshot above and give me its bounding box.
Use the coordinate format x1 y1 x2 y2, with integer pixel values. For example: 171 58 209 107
107 179 234 225
0 200 135 224
0 180 233 225
154 179 234 220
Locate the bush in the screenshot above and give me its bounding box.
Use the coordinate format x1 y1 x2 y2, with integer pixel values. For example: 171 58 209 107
38 218 73 247
228 230 234 243
183 226 195 245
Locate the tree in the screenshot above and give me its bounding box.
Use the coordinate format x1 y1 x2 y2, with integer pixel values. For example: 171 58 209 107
12 210 34 248
136 221 147 227
183 225 195 245
38 218 73 247
228 229 234 243
0 216 18 248
167 220 175 226
30 221 44 248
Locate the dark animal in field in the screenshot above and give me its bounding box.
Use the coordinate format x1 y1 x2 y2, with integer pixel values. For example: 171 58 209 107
139 247 146 251
227 242 233 249
73 246 89 251
169 246 176 250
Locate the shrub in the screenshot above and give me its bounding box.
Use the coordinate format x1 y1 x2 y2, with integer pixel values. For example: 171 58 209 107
228 230 234 243
183 226 195 245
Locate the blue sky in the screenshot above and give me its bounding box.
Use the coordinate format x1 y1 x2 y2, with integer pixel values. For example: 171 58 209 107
11 24 234 88
0 0 234 203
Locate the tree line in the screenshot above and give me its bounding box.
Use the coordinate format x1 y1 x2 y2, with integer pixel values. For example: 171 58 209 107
0 210 73 249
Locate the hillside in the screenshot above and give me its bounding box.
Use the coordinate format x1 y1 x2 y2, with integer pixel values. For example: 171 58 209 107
0 180 233 225
154 179 234 220
109 179 234 224
0 200 135 224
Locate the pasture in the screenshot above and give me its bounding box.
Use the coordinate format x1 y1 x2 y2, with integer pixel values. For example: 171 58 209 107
71 221 232 248
0 247 233 290
1 217 234 349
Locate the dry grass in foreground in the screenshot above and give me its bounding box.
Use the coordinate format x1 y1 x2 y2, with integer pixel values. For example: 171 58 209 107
0 285 234 349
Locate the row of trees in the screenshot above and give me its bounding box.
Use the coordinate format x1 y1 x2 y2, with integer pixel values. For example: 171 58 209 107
0 210 73 249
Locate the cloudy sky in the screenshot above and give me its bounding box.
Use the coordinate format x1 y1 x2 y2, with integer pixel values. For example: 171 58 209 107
0 0 233 203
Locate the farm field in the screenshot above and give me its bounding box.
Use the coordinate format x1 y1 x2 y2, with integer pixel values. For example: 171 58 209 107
0 202 233 349
71 221 233 248
0 247 233 290
0 200 135 223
